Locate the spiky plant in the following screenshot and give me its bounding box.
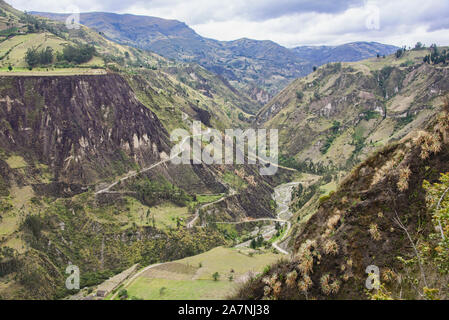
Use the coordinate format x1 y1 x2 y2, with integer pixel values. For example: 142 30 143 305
320 274 331 295
286 270 298 288
397 166 412 191
369 223 382 241
298 274 313 293
323 239 339 255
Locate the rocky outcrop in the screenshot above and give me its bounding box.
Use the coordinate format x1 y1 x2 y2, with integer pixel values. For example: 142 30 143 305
0 74 170 185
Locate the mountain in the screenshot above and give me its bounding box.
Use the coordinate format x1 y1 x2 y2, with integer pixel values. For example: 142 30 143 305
0 2 279 299
257 48 449 173
291 42 399 65
31 11 398 102
236 100 449 300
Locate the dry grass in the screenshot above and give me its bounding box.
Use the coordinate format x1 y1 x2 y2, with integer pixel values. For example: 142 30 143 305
295 240 318 275
413 130 442 160
397 166 412 192
285 270 298 288
323 239 339 255
298 274 312 293
369 223 382 241
320 274 340 295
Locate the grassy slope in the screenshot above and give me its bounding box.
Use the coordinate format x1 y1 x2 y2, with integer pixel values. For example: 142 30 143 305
236 102 449 300
259 49 448 170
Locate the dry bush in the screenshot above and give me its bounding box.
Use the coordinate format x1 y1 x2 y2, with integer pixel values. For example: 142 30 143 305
327 214 341 230
323 239 339 255
263 285 271 296
381 268 398 283
369 223 382 241
320 274 340 295
245 175 257 187
286 270 298 288
371 159 397 186
296 240 318 275
413 130 442 160
297 254 314 275
273 281 282 298
330 279 341 294
397 166 412 191
298 274 313 293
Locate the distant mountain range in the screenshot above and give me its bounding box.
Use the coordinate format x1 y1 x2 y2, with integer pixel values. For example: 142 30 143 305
32 11 398 101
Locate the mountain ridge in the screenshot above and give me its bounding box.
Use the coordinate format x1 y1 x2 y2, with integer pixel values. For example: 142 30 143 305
31 11 398 102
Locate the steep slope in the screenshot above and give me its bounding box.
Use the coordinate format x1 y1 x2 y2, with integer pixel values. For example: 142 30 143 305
0 74 170 185
0 5 256 127
0 72 276 300
31 11 397 102
257 48 449 171
236 100 449 300
0 2 276 300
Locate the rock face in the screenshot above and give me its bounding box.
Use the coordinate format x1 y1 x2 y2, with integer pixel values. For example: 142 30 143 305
0 74 170 184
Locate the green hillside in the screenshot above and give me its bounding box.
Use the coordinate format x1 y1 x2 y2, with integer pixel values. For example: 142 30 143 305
258 48 449 172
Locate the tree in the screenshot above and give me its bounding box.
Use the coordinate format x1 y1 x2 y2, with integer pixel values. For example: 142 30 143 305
212 272 220 281
60 44 96 64
118 289 128 300
25 47 53 67
250 238 257 249
7 64 12 71
296 91 304 101
395 48 404 59
25 48 39 67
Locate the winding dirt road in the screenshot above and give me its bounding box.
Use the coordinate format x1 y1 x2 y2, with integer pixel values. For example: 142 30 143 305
95 129 210 195
227 182 298 255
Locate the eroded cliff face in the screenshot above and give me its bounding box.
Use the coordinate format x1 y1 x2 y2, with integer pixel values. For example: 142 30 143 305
0 74 170 185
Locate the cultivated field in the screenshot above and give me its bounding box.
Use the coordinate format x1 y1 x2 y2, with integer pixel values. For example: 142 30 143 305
124 247 281 300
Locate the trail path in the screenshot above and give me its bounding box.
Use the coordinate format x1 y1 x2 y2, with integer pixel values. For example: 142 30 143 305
228 182 298 254
187 188 237 228
95 129 210 195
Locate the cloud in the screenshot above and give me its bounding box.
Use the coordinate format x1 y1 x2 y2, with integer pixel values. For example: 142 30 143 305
7 0 449 47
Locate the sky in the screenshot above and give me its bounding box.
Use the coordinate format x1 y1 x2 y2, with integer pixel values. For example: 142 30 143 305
7 0 449 48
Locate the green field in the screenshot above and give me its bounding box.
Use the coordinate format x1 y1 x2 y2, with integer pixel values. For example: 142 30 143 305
126 278 235 300
125 247 281 300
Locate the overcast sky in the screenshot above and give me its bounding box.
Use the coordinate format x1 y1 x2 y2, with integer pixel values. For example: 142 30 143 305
8 0 449 47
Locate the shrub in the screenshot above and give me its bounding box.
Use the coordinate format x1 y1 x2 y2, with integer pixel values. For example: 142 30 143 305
25 47 54 67
320 274 340 295
118 289 128 299
58 44 96 64
397 166 412 191
285 270 298 288
369 224 381 241
323 239 339 255
298 275 312 293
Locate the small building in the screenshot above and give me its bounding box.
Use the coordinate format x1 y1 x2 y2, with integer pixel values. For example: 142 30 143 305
96 290 107 298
